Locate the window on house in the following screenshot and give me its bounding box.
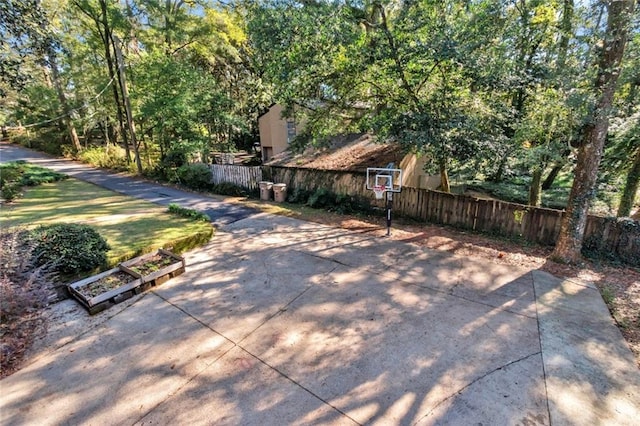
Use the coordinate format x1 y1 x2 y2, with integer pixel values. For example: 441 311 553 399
287 120 296 143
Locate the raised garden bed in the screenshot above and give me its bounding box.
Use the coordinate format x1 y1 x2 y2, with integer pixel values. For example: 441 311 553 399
68 267 142 315
67 249 185 315
120 248 185 285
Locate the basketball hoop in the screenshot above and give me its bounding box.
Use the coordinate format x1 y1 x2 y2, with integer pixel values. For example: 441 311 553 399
373 185 386 200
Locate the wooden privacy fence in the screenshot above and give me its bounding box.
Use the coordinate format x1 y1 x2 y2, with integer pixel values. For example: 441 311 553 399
209 164 262 192
395 188 637 263
245 166 639 264
263 165 370 198
394 187 565 245
396 188 639 264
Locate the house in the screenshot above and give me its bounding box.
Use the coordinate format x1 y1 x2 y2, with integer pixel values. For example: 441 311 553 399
258 104 302 162
260 117 441 190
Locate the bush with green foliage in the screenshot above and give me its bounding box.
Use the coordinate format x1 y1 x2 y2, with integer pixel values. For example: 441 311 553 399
307 188 335 209
175 163 211 190
27 224 110 274
13 130 68 155
212 182 246 196
167 203 210 222
78 146 130 171
0 161 67 202
287 187 312 204
151 148 189 181
162 149 189 168
285 187 371 215
1 182 22 201
332 193 372 214
0 162 24 185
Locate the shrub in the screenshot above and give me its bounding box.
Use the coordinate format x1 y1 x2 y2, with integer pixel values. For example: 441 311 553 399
13 130 68 155
167 203 210 222
162 149 188 168
20 166 67 186
332 193 372 215
285 187 372 215
78 146 129 170
176 163 211 190
27 224 110 275
307 188 336 209
212 182 246 196
287 187 312 204
0 162 67 202
0 163 23 186
1 182 22 202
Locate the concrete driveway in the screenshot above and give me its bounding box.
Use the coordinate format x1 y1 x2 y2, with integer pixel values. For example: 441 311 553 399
1 144 639 425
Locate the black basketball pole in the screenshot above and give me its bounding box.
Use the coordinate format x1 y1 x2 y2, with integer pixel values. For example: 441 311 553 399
386 191 392 236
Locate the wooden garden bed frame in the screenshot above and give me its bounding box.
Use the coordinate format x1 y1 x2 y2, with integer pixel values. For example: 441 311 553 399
67 249 186 315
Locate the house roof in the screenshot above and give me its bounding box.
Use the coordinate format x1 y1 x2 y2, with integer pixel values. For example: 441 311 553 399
256 103 277 120
265 133 406 173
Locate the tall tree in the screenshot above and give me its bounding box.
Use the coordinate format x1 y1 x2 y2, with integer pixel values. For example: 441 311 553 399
618 142 640 217
553 0 635 263
1 0 82 151
0 0 48 96
73 0 138 163
249 0 501 192
44 42 83 152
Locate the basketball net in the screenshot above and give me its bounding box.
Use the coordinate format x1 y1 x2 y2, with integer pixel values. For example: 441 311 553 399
373 185 386 200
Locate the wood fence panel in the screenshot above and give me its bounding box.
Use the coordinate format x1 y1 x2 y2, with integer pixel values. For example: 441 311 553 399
425 191 435 222
431 192 443 223
209 165 262 191
461 195 475 229
441 193 451 224
474 199 489 232
415 189 423 220
259 165 637 264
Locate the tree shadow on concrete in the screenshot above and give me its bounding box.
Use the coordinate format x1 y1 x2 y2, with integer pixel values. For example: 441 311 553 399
2 221 637 425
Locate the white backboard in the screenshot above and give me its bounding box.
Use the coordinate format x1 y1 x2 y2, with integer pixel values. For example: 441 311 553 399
366 167 403 193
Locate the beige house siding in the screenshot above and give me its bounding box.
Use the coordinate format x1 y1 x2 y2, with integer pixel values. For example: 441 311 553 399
258 104 439 189
399 153 439 189
258 104 300 162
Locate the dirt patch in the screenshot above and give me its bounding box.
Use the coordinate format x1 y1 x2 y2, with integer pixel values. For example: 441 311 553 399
74 271 138 299
125 252 175 276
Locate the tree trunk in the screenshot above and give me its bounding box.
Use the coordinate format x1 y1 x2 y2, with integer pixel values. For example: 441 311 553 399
490 152 509 183
99 0 131 163
113 35 143 174
553 0 635 263
557 0 574 69
617 147 640 217
528 168 543 206
47 50 82 153
542 163 563 190
439 161 450 193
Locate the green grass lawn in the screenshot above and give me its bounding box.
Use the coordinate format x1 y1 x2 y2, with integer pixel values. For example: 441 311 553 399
0 178 213 266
